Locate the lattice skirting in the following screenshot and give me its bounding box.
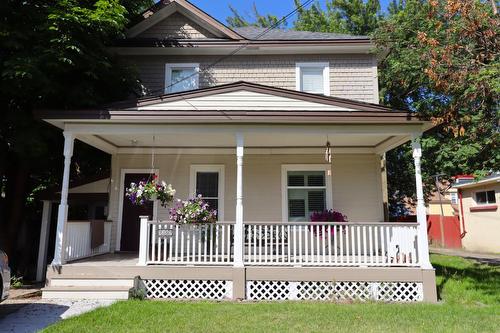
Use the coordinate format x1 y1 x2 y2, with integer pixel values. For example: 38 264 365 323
143 279 233 300
246 281 423 302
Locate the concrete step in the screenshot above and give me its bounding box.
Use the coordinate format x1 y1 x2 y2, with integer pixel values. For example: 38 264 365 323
49 278 134 288
42 286 131 300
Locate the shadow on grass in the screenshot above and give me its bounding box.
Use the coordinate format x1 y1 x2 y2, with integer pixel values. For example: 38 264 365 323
433 259 500 303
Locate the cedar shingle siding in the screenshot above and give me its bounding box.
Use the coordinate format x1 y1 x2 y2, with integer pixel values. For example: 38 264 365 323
127 54 379 103
136 12 217 39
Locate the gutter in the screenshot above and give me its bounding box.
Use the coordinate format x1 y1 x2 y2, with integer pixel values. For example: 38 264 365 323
458 189 467 238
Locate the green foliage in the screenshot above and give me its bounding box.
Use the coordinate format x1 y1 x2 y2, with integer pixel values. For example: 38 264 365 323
10 275 23 289
294 0 382 35
226 3 286 29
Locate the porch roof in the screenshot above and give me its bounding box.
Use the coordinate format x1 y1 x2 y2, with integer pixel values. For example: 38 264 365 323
37 81 434 155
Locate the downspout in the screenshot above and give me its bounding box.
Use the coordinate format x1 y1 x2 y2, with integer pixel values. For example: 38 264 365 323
458 189 467 238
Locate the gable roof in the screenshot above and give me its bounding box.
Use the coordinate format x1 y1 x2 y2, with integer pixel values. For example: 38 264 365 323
126 0 244 40
233 27 368 41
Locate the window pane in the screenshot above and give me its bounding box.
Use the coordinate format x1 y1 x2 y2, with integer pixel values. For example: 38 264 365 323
288 171 325 187
203 198 218 212
170 67 197 93
301 67 324 94
288 188 326 221
476 191 487 204
196 172 218 198
487 190 496 203
308 191 325 212
288 174 305 187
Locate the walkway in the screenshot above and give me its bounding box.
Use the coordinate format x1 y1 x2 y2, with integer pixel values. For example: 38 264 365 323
430 247 500 266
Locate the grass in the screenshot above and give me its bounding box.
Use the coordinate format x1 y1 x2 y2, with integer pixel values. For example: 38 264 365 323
43 254 500 333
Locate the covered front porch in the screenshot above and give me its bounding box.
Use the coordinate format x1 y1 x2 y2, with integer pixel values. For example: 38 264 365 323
39 82 436 302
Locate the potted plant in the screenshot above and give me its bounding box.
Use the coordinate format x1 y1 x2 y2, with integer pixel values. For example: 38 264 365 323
310 209 348 237
126 175 176 207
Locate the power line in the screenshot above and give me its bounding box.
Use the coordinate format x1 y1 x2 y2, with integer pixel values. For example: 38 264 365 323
141 0 314 98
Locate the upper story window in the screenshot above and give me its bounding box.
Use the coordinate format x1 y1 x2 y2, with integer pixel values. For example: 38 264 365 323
296 62 330 95
449 192 458 204
475 190 496 205
165 63 199 93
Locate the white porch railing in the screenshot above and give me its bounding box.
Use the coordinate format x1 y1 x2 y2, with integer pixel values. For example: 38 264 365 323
141 220 420 267
244 222 419 267
64 221 112 262
145 222 234 265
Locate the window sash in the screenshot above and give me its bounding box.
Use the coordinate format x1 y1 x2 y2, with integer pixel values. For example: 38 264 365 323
476 190 496 204
165 64 199 93
286 170 327 221
296 62 329 96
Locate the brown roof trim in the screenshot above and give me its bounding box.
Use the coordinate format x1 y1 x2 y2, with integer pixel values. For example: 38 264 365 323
113 38 372 47
37 110 423 125
129 0 244 40
133 81 411 113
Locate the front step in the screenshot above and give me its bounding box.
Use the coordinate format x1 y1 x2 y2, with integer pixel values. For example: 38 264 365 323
42 286 131 300
49 278 134 288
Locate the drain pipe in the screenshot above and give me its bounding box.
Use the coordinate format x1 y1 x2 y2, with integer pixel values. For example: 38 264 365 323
458 189 467 238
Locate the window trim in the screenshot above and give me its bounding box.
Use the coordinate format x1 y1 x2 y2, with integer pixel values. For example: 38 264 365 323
295 62 330 96
281 164 333 222
165 63 200 94
189 165 225 221
474 190 496 205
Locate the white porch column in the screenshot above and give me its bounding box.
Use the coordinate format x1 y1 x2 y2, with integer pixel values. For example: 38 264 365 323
137 216 149 266
36 200 52 281
412 135 432 269
51 131 74 266
234 133 244 267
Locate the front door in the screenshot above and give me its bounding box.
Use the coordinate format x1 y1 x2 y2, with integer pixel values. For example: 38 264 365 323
120 173 154 252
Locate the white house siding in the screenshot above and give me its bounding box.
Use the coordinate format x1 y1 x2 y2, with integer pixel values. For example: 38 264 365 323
126 54 379 104
107 153 384 250
136 12 217 39
459 183 500 253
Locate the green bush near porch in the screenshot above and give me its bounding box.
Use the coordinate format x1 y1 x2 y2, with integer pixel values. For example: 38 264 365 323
43 254 500 333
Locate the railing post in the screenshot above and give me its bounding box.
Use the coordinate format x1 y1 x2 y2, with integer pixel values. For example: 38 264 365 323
234 133 244 268
51 131 74 267
412 135 432 269
138 216 149 266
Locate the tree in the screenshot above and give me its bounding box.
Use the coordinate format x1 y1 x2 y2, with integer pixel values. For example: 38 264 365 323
294 0 382 35
226 3 286 29
0 0 152 277
375 0 499 214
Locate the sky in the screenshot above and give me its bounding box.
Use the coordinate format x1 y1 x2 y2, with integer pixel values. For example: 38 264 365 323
189 0 392 27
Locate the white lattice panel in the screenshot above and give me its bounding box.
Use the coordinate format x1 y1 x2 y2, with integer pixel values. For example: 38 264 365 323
247 281 423 302
144 279 232 300
246 281 291 300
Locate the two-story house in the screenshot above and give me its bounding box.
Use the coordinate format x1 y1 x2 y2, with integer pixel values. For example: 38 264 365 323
39 0 437 302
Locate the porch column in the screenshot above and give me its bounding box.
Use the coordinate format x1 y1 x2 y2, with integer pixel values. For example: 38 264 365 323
411 135 432 269
234 133 244 268
51 131 74 266
36 200 52 281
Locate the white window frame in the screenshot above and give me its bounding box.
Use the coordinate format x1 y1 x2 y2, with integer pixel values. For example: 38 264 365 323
449 192 458 205
165 63 200 94
295 62 330 96
474 190 496 205
116 168 159 251
281 164 333 222
189 165 225 221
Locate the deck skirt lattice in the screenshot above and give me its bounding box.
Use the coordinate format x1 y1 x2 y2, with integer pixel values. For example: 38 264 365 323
143 279 233 300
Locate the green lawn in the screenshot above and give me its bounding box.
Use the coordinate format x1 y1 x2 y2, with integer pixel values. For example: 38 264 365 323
43 254 500 333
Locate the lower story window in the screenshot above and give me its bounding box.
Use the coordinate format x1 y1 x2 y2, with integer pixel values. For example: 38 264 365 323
475 190 496 205
190 165 224 220
283 166 331 222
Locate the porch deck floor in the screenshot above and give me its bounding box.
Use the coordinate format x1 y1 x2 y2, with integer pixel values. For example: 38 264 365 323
65 253 139 266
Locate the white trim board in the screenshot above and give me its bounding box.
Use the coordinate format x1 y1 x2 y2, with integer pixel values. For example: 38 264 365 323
116 168 159 251
281 164 333 223
189 165 225 222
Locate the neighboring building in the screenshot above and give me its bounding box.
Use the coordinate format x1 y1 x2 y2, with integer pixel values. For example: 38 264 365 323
454 173 500 253
36 0 437 302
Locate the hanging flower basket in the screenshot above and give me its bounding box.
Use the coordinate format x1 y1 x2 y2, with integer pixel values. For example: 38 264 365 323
126 175 176 207
169 195 217 225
